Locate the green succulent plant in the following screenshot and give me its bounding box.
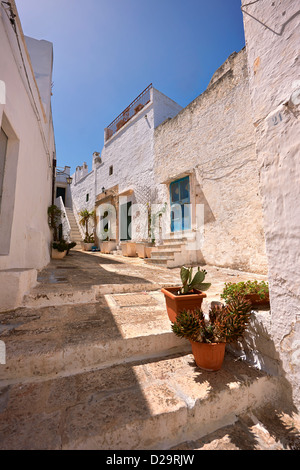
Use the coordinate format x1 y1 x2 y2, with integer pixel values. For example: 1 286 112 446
179 266 211 294
221 280 269 303
172 296 252 344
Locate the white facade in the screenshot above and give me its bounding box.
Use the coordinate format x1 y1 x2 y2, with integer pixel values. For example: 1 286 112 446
55 165 72 208
0 1 55 311
242 0 300 412
153 49 268 274
71 86 182 243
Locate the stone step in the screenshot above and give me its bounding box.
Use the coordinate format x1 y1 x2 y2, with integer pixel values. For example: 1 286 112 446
21 281 162 308
171 405 300 450
0 351 282 450
0 290 189 383
150 250 180 258
163 238 188 245
158 243 184 250
64 209 82 234
70 236 82 242
145 258 169 266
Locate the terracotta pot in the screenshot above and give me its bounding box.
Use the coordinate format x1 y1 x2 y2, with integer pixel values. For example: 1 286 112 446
51 248 67 259
125 242 137 257
190 341 226 371
83 243 94 251
145 246 154 258
100 241 116 254
244 293 270 307
136 242 147 258
161 286 207 323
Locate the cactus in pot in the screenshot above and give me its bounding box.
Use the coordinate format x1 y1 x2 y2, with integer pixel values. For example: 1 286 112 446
179 266 211 294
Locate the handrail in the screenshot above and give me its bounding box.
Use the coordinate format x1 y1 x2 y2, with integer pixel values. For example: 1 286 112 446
105 83 152 139
55 196 71 241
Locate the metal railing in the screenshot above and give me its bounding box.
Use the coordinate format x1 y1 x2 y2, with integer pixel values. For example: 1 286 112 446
105 83 152 140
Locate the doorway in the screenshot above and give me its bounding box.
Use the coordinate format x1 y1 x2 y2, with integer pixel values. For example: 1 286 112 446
56 186 66 205
170 176 191 232
120 201 132 241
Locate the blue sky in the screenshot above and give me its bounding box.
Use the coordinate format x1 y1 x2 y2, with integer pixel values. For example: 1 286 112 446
16 0 245 175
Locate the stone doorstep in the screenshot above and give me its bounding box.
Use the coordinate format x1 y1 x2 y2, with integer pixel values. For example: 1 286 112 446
0 352 283 450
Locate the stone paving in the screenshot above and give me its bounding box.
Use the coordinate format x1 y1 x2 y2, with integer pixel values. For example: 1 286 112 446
0 249 299 450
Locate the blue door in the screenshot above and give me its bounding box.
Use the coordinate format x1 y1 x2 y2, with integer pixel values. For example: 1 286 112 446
170 176 191 232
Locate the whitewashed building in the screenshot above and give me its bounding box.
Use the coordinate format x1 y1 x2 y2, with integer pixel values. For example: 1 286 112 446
71 55 268 274
0 1 55 311
241 0 300 414
153 48 268 273
71 84 183 247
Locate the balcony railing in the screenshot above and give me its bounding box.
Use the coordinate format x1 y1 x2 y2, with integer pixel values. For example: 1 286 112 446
105 83 152 141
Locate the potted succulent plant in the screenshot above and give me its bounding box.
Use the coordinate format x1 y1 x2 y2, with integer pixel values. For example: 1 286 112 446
172 296 252 371
161 266 211 323
221 280 269 307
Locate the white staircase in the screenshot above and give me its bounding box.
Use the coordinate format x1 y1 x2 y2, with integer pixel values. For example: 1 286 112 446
145 233 198 268
65 206 83 245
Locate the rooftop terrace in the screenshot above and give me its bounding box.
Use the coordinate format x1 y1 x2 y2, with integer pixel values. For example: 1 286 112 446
104 83 152 141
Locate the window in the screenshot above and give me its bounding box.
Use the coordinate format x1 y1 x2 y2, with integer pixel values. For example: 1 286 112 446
86 193 89 202
0 127 8 211
109 165 113 176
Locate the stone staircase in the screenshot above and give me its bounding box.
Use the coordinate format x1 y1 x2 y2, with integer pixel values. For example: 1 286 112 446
145 234 197 268
0 272 291 450
65 206 83 245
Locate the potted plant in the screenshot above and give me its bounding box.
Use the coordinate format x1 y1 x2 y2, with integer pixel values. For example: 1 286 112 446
48 204 64 242
99 210 117 254
83 234 95 251
161 266 211 323
172 296 252 371
125 241 137 257
136 241 147 258
66 241 77 255
221 280 269 307
52 240 68 259
79 209 95 248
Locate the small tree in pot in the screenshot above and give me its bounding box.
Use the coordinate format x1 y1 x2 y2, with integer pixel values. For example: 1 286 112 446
172 296 252 371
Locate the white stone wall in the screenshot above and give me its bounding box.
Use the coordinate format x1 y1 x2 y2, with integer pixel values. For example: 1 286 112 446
154 49 268 274
242 0 300 412
0 1 55 310
71 88 182 243
0 2 54 271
